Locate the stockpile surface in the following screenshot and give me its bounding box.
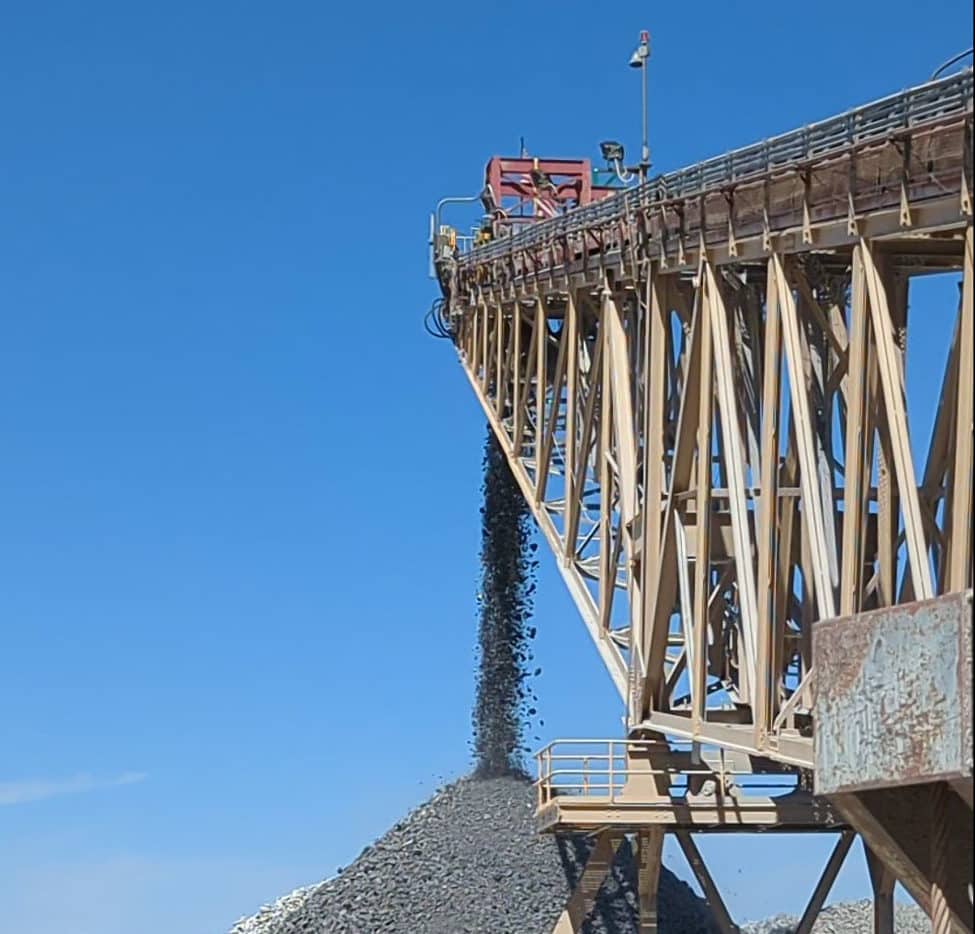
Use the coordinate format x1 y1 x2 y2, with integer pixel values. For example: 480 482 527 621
740 902 930 933
227 774 719 934
227 774 932 934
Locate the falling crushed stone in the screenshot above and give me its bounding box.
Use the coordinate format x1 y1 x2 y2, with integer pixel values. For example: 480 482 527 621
471 426 540 777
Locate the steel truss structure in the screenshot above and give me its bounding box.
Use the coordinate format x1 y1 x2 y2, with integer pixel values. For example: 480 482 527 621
433 69 973 932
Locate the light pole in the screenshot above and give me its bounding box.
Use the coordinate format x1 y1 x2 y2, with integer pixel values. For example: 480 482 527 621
629 30 651 181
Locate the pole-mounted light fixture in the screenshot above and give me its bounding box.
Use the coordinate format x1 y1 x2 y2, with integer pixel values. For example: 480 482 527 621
600 141 625 164
629 30 651 180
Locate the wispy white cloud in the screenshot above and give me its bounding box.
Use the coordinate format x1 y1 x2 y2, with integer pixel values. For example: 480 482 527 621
0 851 313 934
0 771 147 806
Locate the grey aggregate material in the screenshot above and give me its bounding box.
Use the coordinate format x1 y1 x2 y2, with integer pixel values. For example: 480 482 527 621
472 429 540 778
228 778 930 934
739 900 929 933
226 775 715 934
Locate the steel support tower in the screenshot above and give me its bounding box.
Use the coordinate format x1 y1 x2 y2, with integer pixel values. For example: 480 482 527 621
432 69 973 932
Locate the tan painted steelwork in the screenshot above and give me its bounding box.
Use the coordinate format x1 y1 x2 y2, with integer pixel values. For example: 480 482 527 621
534 739 841 834
441 110 972 770
433 69 974 933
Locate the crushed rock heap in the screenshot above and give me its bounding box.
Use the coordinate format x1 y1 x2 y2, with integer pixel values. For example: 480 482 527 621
739 901 929 933
227 773 932 934
227 774 718 934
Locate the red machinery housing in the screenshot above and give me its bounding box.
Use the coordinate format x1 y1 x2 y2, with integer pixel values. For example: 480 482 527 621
480 157 617 231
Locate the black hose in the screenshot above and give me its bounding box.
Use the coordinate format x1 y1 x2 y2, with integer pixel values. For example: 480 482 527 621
930 48 973 80
423 297 453 339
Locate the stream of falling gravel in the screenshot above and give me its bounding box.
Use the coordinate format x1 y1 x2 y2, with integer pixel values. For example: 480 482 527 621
471 426 540 778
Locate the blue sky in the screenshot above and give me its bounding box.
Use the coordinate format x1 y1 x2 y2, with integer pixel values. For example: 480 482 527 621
0 3 970 932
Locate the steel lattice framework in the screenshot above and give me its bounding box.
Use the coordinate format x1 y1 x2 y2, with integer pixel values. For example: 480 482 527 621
433 68 973 933
436 70 972 767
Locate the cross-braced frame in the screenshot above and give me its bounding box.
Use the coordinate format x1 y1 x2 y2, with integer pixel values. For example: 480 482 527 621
443 108 972 772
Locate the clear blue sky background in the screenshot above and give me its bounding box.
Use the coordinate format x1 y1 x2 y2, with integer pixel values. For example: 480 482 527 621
1 3 971 932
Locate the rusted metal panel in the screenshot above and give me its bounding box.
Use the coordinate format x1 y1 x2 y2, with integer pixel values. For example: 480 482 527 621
814 591 973 795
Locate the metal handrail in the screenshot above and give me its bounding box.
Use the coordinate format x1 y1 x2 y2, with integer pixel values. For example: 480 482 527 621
533 739 800 809
461 69 973 267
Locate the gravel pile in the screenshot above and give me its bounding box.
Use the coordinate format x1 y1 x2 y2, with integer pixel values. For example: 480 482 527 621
229 776 933 934
740 899 929 933
227 774 718 934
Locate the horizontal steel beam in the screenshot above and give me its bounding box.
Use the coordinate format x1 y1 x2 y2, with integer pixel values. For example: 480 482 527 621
461 70 973 266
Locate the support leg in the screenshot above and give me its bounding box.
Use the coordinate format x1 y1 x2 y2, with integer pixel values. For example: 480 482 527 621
865 843 895 934
795 830 856 934
637 828 664 933
674 831 740 933
931 783 952 934
551 832 621 934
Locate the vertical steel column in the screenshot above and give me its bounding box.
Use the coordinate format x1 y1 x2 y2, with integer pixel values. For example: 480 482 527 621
637 828 664 932
865 844 896 934
930 783 952 934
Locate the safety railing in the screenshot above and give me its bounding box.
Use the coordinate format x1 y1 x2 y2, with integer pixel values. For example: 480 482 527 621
462 68 973 266
534 739 799 810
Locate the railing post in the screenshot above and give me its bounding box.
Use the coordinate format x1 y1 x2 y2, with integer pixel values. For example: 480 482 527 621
546 746 552 805
536 748 543 809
